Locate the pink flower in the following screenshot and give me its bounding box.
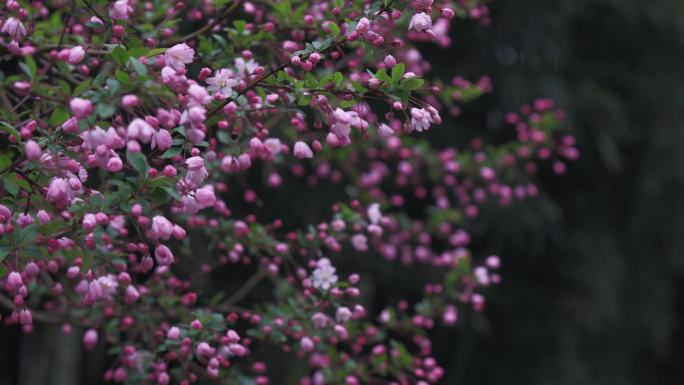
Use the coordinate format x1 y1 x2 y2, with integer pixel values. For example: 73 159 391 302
300 336 314 352
187 84 211 106
293 141 313 159
150 216 174 240
70 98 94 119
106 156 123 172
19 309 32 326
409 12 432 32
127 118 155 143
46 177 68 203
152 129 172 150
122 94 141 108
154 245 174 266
378 123 394 137
83 329 98 350
206 69 238 97
194 185 216 207
6 271 23 290
164 43 195 71
1 17 26 40
411 0 434 12
410 108 433 132
167 326 181 340
66 46 85 64
24 140 41 160
336 307 352 322
109 0 133 20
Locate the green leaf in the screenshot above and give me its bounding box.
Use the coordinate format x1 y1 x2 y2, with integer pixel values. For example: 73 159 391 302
126 151 149 175
49 107 69 126
400 77 424 91
111 46 129 66
161 147 182 159
96 103 116 118
115 70 130 86
72 78 92 96
2 176 19 196
130 58 148 76
328 22 340 37
127 47 149 58
391 63 405 83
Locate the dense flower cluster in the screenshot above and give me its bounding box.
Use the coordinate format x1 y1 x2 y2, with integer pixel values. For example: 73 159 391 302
0 0 575 384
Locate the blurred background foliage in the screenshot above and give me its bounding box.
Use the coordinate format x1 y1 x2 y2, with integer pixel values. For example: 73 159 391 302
2 0 684 384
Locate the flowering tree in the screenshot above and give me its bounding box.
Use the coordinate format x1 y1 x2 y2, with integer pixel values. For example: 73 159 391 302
0 0 578 384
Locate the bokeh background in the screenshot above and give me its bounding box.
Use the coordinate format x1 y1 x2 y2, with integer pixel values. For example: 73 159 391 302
2 0 684 384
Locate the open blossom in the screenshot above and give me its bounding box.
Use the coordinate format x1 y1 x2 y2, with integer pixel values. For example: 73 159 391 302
409 12 433 32
293 141 314 159
410 108 433 132
109 0 133 20
234 58 258 78
1 17 26 40
127 118 155 143
311 258 338 291
185 156 208 186
206 69 238 97
367 203 382 224
165 43 195 71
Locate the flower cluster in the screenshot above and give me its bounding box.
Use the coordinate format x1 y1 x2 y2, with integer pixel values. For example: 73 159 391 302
0 0 574 384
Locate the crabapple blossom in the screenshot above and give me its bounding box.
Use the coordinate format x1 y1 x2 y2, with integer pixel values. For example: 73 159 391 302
0 1 574 384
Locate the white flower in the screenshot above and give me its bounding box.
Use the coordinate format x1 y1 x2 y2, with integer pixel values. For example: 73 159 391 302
206 69 238 97
311 258 338 291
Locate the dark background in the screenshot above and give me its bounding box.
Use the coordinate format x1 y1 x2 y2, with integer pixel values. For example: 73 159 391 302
2 0 684 384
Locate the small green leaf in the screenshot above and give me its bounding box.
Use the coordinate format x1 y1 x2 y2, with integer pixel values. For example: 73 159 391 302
130 58 148 76
49 107 69 126
328 23 340 37
72 78 92 96
391 63 405 83
400 77 424 91
126 151 149 175
111 46 129 66
161 147 182 159
115 70 130 86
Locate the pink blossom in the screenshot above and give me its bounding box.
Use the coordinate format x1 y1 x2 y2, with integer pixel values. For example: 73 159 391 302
164 43 195 71
155 245 174 266
83 329 98 350
70 98 94 119
1 17 26 40
150 216 173 240
409 12 432 33
24 140 41 160
293 141 313 159
109 0 133 20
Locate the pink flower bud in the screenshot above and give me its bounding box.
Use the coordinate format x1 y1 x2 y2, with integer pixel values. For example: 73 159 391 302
24 140 41 160
83 329 98 350
70 98 94 119
154 245 174 266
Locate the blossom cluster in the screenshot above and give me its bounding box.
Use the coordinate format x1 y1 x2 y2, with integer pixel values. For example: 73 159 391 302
0 0 574 384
